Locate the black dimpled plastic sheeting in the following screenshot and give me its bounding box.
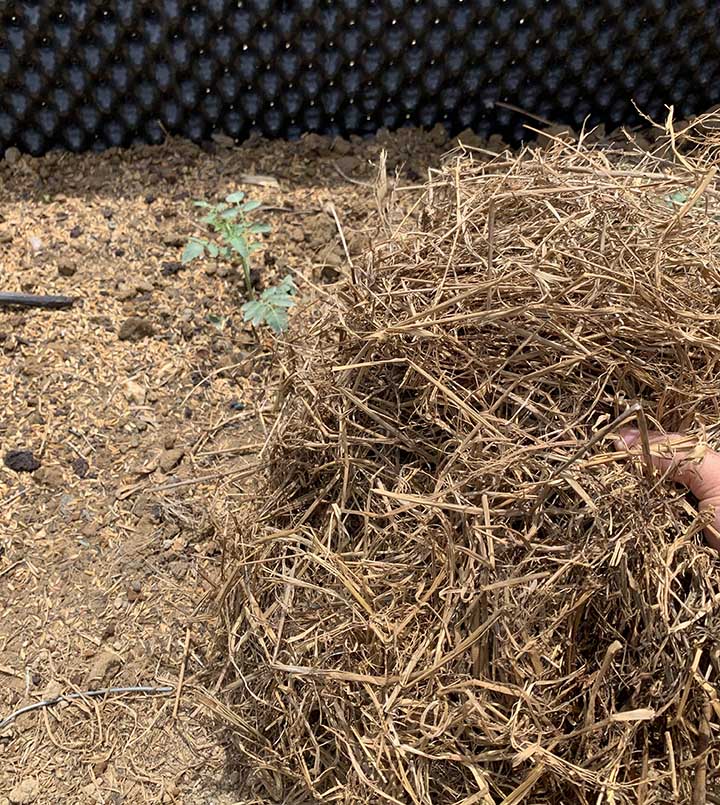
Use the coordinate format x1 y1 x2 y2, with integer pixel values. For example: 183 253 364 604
1 0 719 155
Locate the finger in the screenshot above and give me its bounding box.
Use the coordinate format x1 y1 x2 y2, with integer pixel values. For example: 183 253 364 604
615 427 720 550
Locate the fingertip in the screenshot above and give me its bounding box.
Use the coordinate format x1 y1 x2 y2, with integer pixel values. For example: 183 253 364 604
614 427 640 451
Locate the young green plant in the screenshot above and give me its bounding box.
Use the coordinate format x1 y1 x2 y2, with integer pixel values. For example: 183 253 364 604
182 192 297 333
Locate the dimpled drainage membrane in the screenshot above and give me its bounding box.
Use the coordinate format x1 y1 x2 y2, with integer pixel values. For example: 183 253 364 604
1 0 719 155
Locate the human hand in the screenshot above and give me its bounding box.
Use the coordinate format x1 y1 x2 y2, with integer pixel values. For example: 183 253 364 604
615 428 720 550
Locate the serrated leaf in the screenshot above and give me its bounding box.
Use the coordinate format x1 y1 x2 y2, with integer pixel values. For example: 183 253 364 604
226 191 246 203
207 242 219 257
278 275 297 294
266 295 295 308
263 306 289 333
242 301 267 328
240 200 262 212
181 239 206 263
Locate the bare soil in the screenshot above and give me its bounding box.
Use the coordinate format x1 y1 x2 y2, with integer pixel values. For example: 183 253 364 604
0 128 448 804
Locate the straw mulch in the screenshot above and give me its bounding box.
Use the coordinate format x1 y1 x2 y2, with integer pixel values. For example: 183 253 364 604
217 120 720 804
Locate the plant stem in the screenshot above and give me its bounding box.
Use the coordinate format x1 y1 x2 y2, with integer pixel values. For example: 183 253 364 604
242 257 255 300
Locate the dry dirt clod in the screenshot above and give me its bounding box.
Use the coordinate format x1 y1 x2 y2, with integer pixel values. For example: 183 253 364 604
71 456 89 478
331 136 352 155
161 260 183 276
159 447 184 473
4 450 40 473
123 378 146 405
85 650 123 686
8 778 39 804
118 316 154 341
335 155 360 175
42 680 63 700
33 466 63 488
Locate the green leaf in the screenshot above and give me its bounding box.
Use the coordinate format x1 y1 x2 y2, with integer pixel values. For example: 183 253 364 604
242 300 289 333
278 275 297 294
263 306 289 333
220 207 244 220
207 242 219 258
206 313 228 331
193 200 211 208
229 236 250 258
249 222 272 234
240 200 262 212
241 301 265 327
668 189 690 207
225 191 246 203
181 239 206 263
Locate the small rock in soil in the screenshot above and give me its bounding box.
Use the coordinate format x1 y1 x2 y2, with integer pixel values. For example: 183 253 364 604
27 236 43 255
4 146 21 165
159 447 184 473
69 226 83 238
127 581 144 602
71 456 89 478
123 378 146 405
115 285 136 301
86 650 122 685
42 680 63 700
161 260 183 276
4 450 40 473
9 779 39 804
118 316 154 341
57 259 76 277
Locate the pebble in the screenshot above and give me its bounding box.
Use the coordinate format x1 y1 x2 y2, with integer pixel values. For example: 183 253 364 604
27 236 43 255
118 316 154 341
3 147 21 165
123 378 147 405
115 285 136 301
57 259 76 277
9 778 39 804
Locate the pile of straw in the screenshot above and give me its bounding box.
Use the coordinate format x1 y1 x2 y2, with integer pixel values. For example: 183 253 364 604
218 121 720 803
